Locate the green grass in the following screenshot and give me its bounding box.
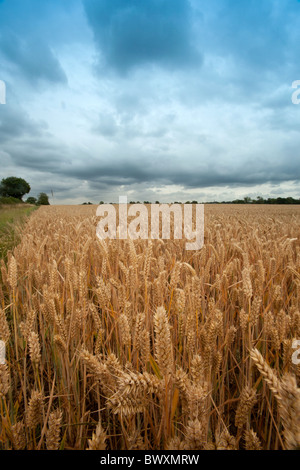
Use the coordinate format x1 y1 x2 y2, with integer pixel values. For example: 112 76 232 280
0 196 26 205
0 204 37 259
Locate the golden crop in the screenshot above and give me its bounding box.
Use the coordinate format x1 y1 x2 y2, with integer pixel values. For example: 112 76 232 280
0 204 299 450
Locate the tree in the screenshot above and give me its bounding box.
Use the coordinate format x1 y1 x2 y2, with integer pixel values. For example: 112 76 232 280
26 197 37 205
0 177 31 200
243 197 252 204
256 196 264 204
37 193 50 205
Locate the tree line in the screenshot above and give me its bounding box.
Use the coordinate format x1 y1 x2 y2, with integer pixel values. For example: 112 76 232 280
125 197 300 205
0 177 50 205
206 196 300 204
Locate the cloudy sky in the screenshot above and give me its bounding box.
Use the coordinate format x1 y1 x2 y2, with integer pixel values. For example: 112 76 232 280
0 0 300 204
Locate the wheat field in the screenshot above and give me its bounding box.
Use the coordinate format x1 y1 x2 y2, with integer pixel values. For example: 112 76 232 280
0 204 300 450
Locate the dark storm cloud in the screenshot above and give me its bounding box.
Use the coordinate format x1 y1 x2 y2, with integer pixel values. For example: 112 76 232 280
84 0 201 73
6 142 68 171
44 145 300 193
1 0 300 203
0 105 68 173
0 105 46 143
0 32 67 85
197 0 300 73
0 0 68 85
